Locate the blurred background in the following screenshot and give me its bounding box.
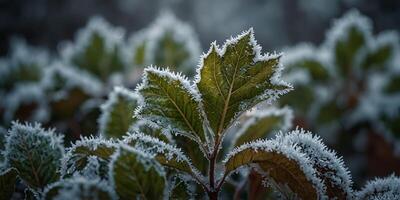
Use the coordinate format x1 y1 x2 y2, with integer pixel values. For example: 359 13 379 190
1 0 400 55
1 0 400 192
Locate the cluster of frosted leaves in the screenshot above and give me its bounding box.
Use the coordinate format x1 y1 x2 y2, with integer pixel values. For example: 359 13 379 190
43 176 117 200
61 16 126 82
356 175 400 200
60 137 117 180
223 129 354 199
98 86 140 139
136 28 291 151
280 10 400 131
126 11 201 75
109 144 167 199
0 38 49 94
3 122 64 190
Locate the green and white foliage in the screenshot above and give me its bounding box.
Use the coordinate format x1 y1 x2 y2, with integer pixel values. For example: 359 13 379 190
280 10 400 140
126 11 201 75
98 86 140 139
109 144 167 199
0 38 49 94
61 16 127 82
0 167 18 199
357 175 400 200
60 137 117 179
3 122 64 190
43 176 117 200
0 126 6 164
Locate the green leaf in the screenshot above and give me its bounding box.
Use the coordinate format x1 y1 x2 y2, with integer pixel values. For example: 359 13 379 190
136 67 206 144
43 177 116 200
123 132 199 177
278 85 315 113
169 176 193 199
0 168 18 199
99 87 139 139
232 107 292 147
61 138 117 179
196 29 291 137
224 138 325 199
361 32 397 70
131 120 171 143
333 26 367 76
384 75 400 95
110 145 166 199
64 17 126 81
4 122 64 190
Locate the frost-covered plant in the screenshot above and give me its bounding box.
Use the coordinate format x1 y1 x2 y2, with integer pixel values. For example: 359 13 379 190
280 10 400 144
126 11 201 76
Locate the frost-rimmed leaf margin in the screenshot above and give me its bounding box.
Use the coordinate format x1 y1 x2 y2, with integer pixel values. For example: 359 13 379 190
222 132 327 199
134 66 210 150
230 106 293 149
356 174 400 200
276 129 354 199
108 143 168 200
3 121 64 189
98 86 140 138
125 10 201 71
194 28 292 139
122 131 205 182
60 136 118 178
42 176 117 200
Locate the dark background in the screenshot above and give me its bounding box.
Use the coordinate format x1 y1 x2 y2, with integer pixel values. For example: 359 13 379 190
1 0 399 56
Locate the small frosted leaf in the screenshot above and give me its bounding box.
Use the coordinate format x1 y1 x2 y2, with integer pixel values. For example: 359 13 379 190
61 137 117 179
232 107 293 147
223 139 325 199
357 175 400 200
0 168 18 199
278 85 315 113
61 16 126 81
196 28 292 137
109 145 166 200
127 11 201 74
123 132 200 177
43 177 116 200
135 67 206 144
278 129 354 199
361 35 397 70
98 86 139 139
169 175 194 199
326 10 371 76
4 122 64 189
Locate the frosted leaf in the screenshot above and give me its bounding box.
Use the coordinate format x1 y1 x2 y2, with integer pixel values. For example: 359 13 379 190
0 38 49 93
357 175 400 200
3 122 64 190
223 136 326 199
60 16 126 81
231 106 293 148
195 28 292 138
135 66 207 146
98 86 140 139
43 176 117 200
276 129 354 199
126 11 201 74
109 144 167 200
123 132 203 179
60 136 117 179
0 126 6 164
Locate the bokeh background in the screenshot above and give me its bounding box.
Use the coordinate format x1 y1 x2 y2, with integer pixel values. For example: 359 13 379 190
1 0 400 55
1 0 400 192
